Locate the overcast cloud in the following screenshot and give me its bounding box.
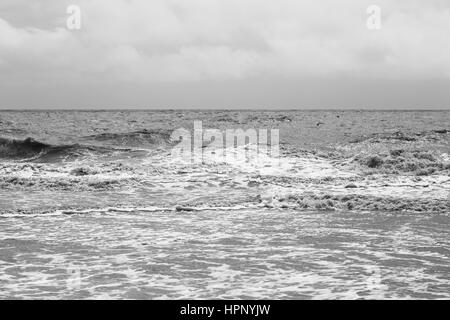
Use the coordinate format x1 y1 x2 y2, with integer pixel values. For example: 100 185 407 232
0 0 449 109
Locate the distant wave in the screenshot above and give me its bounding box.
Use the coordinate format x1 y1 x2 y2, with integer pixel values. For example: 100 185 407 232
81 129 178 147
349 129 450 144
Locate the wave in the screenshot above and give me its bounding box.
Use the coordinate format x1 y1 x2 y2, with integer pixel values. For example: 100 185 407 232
266 193 450 214
353 150 450 175
349 129 450 144
0 204 262 216
81 129 178 148
0 137 49 159
1 194 449 216
335 128 450 175
0 129 179 162
0 137 123 162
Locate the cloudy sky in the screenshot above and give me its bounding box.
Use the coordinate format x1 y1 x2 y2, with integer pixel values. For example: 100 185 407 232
0 0 449 109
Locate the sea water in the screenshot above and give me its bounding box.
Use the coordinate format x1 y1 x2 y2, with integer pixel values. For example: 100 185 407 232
0 110 449 299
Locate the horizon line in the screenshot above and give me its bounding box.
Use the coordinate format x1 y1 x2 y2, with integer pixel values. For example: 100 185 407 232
0 108 449 112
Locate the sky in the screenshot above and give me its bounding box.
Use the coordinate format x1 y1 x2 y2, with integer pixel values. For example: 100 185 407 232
0 0 449 109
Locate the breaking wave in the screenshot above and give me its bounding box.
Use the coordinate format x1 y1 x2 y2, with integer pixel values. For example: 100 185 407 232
0 137 124 162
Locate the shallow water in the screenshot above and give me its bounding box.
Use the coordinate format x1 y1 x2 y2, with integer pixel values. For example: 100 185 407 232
0 209 449 299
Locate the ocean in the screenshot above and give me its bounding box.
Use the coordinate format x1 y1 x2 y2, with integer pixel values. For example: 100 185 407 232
0 110 449 299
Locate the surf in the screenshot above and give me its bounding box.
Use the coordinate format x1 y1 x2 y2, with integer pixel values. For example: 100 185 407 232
0 136 123 162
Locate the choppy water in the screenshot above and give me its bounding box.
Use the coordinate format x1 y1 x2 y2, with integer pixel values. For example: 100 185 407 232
0 110 449 299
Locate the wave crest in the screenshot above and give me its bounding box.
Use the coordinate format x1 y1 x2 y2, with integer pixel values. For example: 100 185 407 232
81 129 178 147
0 137 119 162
